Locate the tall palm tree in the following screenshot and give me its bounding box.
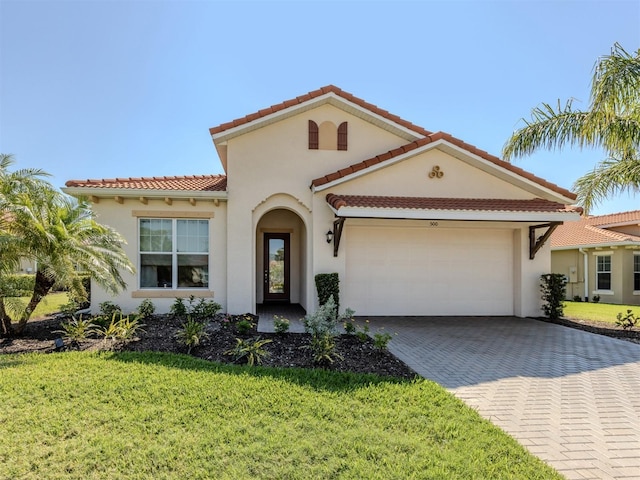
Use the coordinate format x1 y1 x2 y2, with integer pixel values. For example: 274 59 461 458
502 43 640 213
0 156 134 336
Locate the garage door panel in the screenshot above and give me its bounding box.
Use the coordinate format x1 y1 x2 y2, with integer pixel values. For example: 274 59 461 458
343 226 513 316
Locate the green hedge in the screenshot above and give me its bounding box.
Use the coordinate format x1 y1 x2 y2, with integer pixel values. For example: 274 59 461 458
315 273 339 312
0 273 91 300
0 274 35 297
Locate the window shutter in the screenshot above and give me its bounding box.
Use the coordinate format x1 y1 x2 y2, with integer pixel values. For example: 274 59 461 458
308 120 319 149
337 122 348 150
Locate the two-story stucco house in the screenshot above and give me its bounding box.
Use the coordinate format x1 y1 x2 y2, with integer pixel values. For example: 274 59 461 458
63 85 581 318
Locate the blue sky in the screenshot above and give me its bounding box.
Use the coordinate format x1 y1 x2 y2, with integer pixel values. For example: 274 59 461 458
1 0 638 215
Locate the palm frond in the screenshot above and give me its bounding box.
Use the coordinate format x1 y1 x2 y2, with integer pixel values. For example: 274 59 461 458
591 43 640 117
502 100 593 160
572 154 640 214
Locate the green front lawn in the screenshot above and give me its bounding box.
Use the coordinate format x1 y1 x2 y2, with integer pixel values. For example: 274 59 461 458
0 352 561 479
563 300 640 324
4 292 69 321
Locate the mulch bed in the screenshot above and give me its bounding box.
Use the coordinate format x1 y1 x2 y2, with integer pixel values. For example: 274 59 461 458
542 316 640 344
0 314 417 380
3 313 639 380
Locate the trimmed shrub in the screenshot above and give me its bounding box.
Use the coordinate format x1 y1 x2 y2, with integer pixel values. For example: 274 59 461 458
0 274 35 297
315 273 339 312
136 299 156 319
99 301 122 318
540 273 567 320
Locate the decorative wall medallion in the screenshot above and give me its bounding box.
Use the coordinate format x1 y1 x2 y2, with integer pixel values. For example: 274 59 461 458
428 165 444 179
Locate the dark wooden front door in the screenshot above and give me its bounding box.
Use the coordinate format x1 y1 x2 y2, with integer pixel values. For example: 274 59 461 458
263 233 290 302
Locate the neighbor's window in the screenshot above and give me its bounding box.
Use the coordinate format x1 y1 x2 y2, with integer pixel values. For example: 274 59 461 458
634 254 640 291
139 218 209 289
596 255 611 291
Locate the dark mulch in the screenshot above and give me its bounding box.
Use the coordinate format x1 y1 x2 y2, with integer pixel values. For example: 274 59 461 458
3 313 639 380
0 314 417 380
542 316 640 344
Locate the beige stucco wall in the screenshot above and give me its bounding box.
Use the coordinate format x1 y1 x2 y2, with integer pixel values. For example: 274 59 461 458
326 148 533 200
552 247 640 305
551 249 586 301
224 104 410 313
88 197 227 314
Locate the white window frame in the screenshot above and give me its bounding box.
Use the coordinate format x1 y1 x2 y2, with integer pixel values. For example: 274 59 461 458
138 218 210 290
634 252 640 295
593 252 613 294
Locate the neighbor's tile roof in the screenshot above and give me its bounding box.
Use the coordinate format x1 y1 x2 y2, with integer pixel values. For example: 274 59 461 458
65 175 227 191
551 210 640 248
585 210 640 226
312 131 577 201
326 194 581 214
209 85 432 137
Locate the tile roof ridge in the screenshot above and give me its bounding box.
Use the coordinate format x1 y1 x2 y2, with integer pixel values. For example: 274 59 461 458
66 173 226 187
209 85 433 137
586 209 640 224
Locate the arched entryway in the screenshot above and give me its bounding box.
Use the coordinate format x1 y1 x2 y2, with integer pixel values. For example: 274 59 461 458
256 208 307 310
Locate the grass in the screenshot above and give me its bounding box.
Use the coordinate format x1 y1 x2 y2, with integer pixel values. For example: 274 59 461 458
0 352 562 479
563 300 640 324
4 292 69 321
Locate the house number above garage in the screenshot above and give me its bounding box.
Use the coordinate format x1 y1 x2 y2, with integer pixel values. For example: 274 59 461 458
428 165 444 179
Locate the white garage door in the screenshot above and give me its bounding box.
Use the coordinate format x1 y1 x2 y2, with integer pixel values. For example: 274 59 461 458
343 225 513 316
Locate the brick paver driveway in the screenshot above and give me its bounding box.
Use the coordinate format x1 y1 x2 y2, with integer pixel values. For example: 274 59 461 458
366 316 640 480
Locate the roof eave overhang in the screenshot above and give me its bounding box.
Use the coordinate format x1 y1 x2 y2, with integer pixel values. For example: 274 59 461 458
312 138 576 204
552 242 640 250
211 92 424 145
62 187 228 200
329 206 581 223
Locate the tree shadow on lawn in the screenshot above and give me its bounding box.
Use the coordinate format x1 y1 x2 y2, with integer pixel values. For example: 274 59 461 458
105 350 419 394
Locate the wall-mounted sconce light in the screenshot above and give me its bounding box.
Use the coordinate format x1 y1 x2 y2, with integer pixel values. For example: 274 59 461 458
326 230 334 243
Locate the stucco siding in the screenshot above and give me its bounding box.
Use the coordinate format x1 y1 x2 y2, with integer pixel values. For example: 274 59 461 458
328 149 534 200
551 249 586 300
89 197 226 314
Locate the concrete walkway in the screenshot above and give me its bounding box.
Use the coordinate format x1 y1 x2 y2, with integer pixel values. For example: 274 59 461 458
363 316 640 480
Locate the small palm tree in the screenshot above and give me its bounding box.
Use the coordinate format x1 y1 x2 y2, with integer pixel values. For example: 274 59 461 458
0 156 135 336
0 154 54 274
503 43 640 213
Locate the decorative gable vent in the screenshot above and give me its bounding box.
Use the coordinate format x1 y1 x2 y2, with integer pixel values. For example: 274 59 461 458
308 120 319 149
308 120 348 151
337 122 348 150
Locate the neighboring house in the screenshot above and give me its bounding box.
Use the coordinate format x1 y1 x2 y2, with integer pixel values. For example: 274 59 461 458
551 210 640 304
63 85 580 317
16 258 36 274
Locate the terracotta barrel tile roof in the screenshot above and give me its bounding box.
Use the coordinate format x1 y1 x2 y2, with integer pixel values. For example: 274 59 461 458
551 210 640 248
326 194 579 214
65 175 227 191
312 132 577 201
209 85 433 137
587 210 640 226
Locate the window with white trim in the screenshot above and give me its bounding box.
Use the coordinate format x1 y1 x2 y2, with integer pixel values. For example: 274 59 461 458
139 218 209 289
634 254 640 291
596 255 611 291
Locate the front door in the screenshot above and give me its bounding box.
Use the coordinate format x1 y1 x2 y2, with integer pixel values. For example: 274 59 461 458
263 233 290 302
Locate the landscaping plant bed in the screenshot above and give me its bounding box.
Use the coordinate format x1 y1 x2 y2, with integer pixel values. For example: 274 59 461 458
0 314 417 380
543 316 640 343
